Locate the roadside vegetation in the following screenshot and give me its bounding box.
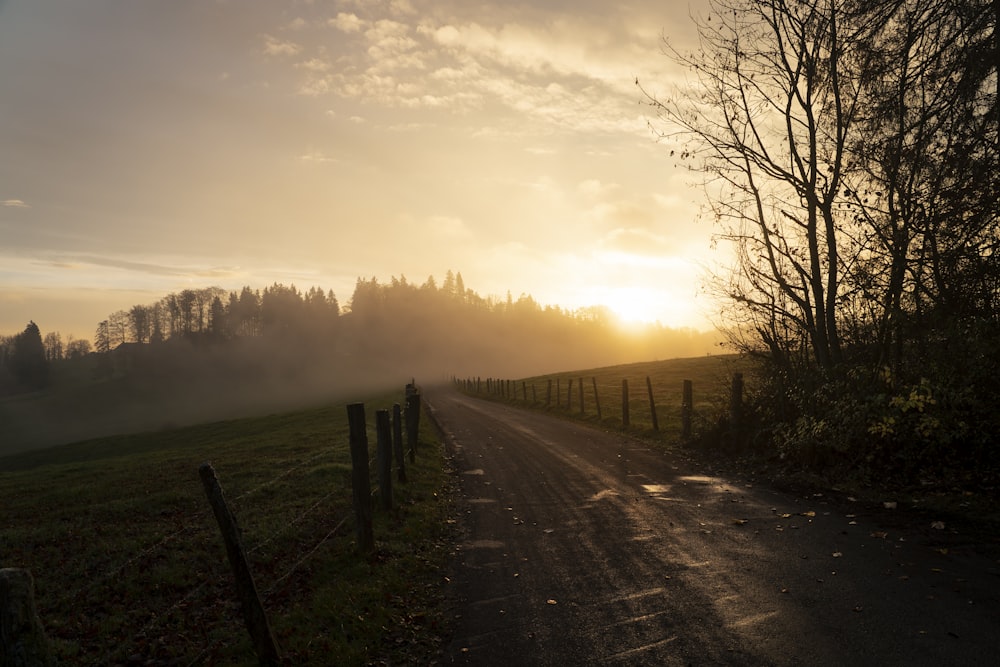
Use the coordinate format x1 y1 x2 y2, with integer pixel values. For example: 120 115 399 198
638 0 999 498
461 353 999 525
0 392 454 665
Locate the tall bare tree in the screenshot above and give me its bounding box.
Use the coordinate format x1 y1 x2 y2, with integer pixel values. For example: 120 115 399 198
644 0 997 375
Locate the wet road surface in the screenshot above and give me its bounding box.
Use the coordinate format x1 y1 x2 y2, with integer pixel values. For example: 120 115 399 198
426 389 1000 666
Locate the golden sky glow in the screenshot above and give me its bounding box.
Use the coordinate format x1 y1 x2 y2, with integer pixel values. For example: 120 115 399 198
0 0 719 339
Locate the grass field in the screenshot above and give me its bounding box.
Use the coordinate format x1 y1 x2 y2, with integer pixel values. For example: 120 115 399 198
0 354 750 664
460 354 751 443
0 389 453 665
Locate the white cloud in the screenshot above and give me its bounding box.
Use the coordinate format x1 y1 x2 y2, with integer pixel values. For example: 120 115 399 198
330 12 365 33
262 34 302 57
389 0 417 16
296 57 332 72
299 149 340 164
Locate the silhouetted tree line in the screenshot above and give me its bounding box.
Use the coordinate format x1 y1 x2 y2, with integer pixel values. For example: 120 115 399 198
85 271 715 379
91 284 341 352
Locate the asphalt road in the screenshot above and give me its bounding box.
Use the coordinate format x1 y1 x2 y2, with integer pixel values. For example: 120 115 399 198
425 389 1000 666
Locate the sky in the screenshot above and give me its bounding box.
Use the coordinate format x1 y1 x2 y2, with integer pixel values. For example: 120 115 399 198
0 0 720 341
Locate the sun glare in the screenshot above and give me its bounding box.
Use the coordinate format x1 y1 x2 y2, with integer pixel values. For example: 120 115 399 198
604 286 665 327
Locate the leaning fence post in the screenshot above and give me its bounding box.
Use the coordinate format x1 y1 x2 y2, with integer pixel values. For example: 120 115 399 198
646 376 659 432
0 568 55 667
347 403 375 553
376 409 393 511
681 380 693 441
622 379 630 427
567 378 573 411
199 464 281 666
392 403 406 483
592 377 602 420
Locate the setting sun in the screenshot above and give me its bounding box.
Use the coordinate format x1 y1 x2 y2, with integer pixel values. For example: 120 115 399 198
605 286 664 325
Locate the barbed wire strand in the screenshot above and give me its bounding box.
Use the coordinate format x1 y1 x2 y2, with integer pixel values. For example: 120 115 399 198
245 489 339 557
89 579 213 667
56 447 330 608
263 515 349 599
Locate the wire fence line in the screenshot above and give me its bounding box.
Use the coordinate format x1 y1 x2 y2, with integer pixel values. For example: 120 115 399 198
53 445 333 614
4 389 428 665
75 446 340 666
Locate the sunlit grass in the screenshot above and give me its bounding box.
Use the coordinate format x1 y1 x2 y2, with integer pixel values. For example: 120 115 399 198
464 354 751 443
0 391 452 665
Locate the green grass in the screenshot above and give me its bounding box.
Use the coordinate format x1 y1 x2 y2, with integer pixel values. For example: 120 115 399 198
461 354 751 443
0 391 453 665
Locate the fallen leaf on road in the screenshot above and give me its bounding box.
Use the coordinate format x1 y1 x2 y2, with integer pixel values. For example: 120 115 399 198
546 599 557 605
832 552 843 558
801 511 816 517
732 519 748 525
884 501 897 509
931 521 945 530
780 513 792 518
871 531 888 539
543 528 554 534
853 605 863 612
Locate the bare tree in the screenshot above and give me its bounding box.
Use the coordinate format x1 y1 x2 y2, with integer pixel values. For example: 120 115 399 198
643 0 997 375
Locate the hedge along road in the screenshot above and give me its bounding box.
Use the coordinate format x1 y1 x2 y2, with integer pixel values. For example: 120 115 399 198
425 388 1000 666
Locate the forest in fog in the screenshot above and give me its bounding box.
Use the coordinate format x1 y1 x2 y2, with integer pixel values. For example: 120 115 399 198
0 271 718 450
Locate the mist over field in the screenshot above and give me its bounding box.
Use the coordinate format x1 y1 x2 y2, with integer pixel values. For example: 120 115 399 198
0 279 720 455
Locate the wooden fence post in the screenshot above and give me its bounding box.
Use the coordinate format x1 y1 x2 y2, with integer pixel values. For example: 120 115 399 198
522 381 527 401
0 568 55 667
376 410 393 511
682 380 693 441
392 403 406 483
405 387 421 463
567 378 573 411
646 376 659 432
556 379 560 408
347 403 375 553
622 379 630 427
546 379 552 406
532 383 537 403
199 464 281 666
730 372 744 431
578 378 584 414
592 378 602 420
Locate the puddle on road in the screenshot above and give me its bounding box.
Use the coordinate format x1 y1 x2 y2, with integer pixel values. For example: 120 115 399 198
678 475 724 485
